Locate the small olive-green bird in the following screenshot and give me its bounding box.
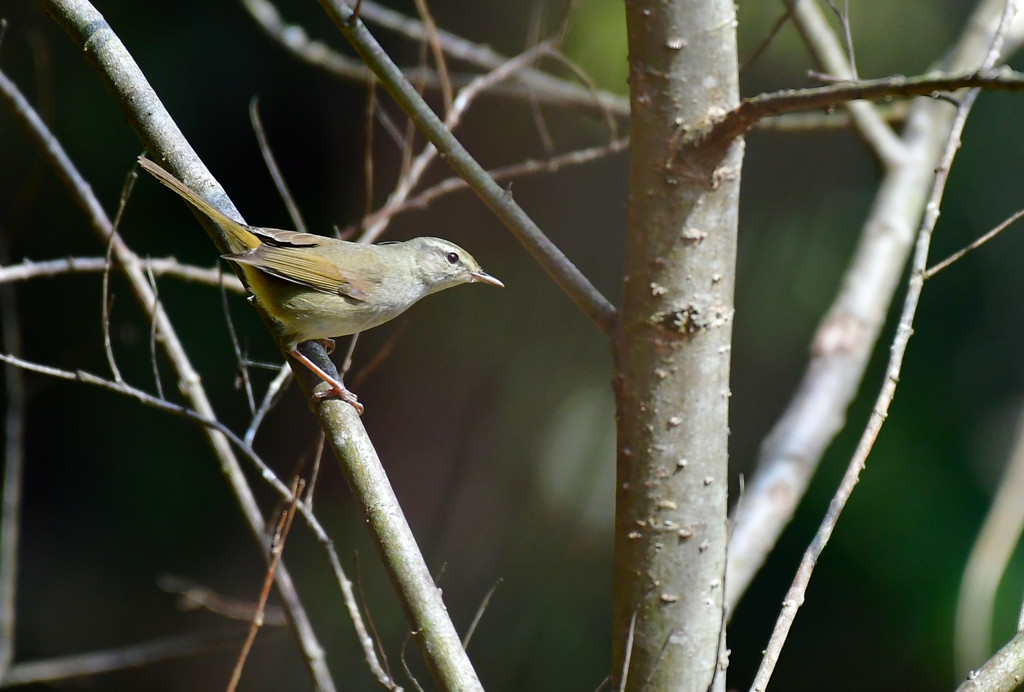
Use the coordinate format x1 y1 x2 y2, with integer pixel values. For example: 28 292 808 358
138 156 502 414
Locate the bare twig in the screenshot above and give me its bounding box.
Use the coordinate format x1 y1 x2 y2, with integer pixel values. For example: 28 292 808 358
0 347 394 688
305 434 326 512
412 0 452 115
0 256 244 291
704 67 1024 151
0 236 24 679
101 216 123 384
350 324 404 390
824 0 858 80
250 97 308 234
220 267 257 415
462 579 501 649
782 0 901 163
751 93 977 692
749 4 1014 686
0 631 245 687
0 34 334 686
227 477 304 692
358 38 557 243
356 137 628 231
399 636 425 692
740 9 792 74
353 551 392 683
144 264 166 400
320 0 616 336
244 364 292 446
362 78 378 230
924 206 1024 278
617 608 638 692
158 575 287 625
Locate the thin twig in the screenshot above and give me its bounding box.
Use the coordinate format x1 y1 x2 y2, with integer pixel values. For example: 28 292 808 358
0 256 244 291
617 607 638 692
0 236 24 679
355 137 628 232
227 477 304 692
525 1 555 156
0 347 394 687
0 630 245 687
353 551 392 683
220 266 257 415
158 575 287 625
462 579 501 649
954 404 1024 674
782 0 901 164
924 206 1024 278
411 0 452 115
144 263 166 400
400 636 425 692
707 67 1024 150
250 97 308 234
739 9 792 74
305 434 325 513
319 0 616 336
825 0 858 80
360 38 557 243
727 0 1024 613
350 323 404 390
244 364 292 446
362 78 378 230
101 227 123 385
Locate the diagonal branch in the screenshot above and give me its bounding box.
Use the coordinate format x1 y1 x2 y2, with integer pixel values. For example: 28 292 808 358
318 0 618 335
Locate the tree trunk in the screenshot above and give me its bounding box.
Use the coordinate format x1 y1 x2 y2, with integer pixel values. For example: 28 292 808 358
612 1 741 689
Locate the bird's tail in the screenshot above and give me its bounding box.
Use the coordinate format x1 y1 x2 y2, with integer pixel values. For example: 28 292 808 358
138 156 259 253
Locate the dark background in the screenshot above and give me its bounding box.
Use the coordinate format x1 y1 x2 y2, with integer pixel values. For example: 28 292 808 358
2 0 1022 689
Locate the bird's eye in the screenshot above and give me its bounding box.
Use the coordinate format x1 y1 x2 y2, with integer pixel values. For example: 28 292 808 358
445 252 460 264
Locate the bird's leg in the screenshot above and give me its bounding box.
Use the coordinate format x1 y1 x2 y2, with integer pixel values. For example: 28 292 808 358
316 338 336 355
289 347 364 415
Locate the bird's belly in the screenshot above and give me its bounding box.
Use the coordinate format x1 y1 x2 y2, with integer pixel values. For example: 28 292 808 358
277 289 409 342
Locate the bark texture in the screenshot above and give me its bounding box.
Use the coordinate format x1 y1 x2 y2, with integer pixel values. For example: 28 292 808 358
612 1 741 689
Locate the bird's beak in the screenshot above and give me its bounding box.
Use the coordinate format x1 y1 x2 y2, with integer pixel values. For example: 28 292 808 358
470 270 504 288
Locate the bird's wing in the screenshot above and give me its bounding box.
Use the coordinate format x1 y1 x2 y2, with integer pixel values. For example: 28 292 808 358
225 236 372 301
